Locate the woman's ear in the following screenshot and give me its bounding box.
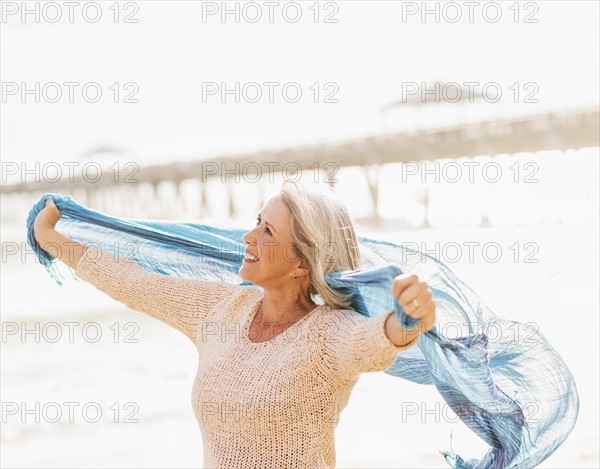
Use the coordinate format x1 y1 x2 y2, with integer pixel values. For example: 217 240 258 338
295 259 311 278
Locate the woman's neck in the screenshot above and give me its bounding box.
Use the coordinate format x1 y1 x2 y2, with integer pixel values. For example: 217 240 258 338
258 290 317 326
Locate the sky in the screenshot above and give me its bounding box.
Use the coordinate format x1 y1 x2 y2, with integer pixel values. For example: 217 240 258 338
1 0 599 169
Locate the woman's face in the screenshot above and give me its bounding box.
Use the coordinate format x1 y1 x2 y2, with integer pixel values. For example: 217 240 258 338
240 195 302 288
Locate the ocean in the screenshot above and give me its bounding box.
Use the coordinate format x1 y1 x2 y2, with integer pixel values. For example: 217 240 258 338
1 150 598 467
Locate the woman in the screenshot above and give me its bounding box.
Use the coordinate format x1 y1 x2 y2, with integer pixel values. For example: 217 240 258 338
33 185 436 468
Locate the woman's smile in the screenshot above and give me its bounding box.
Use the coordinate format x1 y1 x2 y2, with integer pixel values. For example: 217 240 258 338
243 251 259 263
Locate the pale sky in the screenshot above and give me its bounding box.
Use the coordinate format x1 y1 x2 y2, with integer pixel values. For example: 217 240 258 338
1 0 599 168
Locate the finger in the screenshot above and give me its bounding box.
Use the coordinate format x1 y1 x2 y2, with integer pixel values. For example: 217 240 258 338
416 303 436 332
392 274 418 298
404 302 429 320
399 283 431 317
47 199 61 215
414 300 434 321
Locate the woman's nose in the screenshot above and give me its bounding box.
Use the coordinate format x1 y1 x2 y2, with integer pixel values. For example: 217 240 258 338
242 229 255 245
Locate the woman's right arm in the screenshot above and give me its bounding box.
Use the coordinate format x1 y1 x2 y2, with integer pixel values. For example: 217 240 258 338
33 199 243 342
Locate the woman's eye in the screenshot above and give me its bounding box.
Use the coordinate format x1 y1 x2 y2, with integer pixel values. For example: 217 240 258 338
255 217 271 235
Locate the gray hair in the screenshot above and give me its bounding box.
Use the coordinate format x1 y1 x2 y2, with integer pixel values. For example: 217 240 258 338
280 183 363 310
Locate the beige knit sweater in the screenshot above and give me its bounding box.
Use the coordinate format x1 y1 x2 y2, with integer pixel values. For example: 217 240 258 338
75 248 418 469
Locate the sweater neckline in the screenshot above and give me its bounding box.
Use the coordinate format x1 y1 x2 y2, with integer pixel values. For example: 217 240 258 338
244 296 323 346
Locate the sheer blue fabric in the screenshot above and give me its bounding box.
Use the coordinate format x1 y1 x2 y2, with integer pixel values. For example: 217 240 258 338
26 193 579 468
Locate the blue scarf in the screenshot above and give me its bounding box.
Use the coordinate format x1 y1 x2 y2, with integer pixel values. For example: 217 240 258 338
26 193 579 468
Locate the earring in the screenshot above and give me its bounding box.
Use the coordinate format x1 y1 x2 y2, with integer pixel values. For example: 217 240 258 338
293 273 298 279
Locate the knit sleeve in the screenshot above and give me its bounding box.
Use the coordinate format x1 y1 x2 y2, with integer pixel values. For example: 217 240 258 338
319 309 419 379
74 246 241 343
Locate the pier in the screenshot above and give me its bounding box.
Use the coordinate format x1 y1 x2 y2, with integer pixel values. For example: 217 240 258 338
2 108 598 226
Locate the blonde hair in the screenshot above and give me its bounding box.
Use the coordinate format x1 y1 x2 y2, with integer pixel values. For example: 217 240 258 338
280 183 363 310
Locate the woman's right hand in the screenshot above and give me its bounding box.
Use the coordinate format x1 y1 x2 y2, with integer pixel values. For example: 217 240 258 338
32 198 86 268
34 199 62 242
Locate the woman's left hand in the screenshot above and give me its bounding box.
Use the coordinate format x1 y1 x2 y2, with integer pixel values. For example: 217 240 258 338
392 273 436 334
385 274 437 347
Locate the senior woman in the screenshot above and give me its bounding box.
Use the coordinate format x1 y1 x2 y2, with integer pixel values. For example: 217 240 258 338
33 185 436 468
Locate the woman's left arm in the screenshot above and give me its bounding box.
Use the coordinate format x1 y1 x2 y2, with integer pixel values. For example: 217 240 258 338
320 273 436 378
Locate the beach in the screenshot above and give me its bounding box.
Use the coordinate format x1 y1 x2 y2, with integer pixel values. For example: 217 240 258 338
2 219 598 468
